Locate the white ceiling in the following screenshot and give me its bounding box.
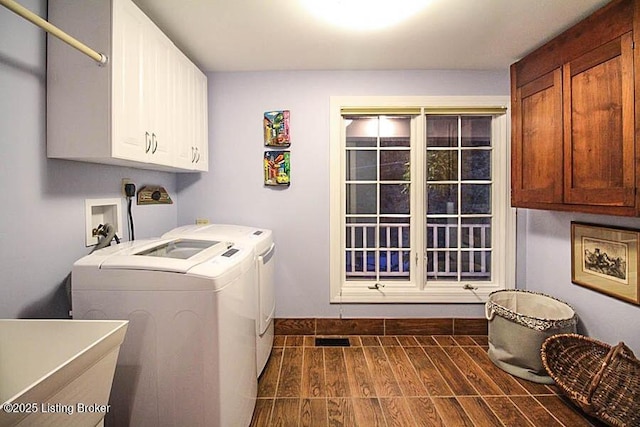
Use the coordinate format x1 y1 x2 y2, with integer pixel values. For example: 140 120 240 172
132 0 610 72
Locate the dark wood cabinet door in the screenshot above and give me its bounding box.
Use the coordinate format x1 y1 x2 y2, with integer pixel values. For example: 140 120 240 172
563 32 635 207
512 68 563 205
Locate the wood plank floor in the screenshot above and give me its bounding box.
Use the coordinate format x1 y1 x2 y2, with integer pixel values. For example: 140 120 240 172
251 335 607 427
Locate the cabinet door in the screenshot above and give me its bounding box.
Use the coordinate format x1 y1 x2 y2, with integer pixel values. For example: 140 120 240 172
192 70 208 172
112 0 146 161
173 53 196 169
172 56 208 171
143 26 173 167
563 32 635 207
512 68 563 205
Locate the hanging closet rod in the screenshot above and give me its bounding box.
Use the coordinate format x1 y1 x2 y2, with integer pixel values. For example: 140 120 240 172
0 0 108 65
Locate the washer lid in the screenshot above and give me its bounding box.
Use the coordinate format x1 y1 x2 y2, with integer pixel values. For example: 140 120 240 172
99 238 231 273
163 224 273 254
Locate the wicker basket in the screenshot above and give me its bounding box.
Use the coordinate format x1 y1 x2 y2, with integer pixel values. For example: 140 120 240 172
541 334 640 427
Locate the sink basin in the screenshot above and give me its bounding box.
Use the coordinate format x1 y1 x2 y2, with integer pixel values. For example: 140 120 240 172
0 319 128 427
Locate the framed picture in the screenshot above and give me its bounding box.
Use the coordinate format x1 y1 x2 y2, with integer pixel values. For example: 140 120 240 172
264 151 290 186
264 110 290 147
571 222 639 305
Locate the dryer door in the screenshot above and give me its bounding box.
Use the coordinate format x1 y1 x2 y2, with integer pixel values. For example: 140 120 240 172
257 243 276 336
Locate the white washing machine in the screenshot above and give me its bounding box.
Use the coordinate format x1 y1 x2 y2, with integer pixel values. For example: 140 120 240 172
163 224 275 375
72 237 257 427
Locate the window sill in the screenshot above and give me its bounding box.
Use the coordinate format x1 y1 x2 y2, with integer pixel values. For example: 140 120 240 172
332 285 506 304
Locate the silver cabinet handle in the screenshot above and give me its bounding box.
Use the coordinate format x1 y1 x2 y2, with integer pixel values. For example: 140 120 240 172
151 133 157 153
145 131 151 153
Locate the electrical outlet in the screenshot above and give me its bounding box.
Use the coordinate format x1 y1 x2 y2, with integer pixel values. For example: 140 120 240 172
121 178 132 197
196 218 210 225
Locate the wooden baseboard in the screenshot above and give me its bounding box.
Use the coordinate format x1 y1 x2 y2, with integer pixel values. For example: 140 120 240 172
274 317 487 336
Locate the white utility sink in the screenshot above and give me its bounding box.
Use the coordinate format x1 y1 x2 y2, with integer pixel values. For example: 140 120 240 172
0 319 128 427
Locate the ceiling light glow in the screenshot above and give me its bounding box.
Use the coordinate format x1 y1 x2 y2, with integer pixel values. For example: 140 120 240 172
300 0 430 31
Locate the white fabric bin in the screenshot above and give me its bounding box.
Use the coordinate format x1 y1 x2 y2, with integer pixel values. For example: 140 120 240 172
486 290 577 384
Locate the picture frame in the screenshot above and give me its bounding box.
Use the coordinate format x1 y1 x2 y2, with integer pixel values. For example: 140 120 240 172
264 110 290 147
264 151 290 186
571 222 639 305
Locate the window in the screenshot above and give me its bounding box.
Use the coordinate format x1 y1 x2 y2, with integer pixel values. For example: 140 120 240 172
426 115 493 282
329 97 515 303
345 116 412 283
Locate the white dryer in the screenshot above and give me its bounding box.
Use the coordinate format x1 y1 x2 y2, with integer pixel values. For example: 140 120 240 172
72 237 257 427
164 224 275 375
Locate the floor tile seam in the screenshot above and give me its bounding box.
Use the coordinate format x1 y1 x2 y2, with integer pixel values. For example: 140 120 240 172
263 397 277 427
504 393 552 397
443 344 509 397
382 343 428 397
489 394 551 427
295 396 304 426
361 341 403 399
421 344 477 397
459 344 528 397
340 345 377 399
379 393 472 398
506 395 565 427
266 395 528 399
286 396 442 425
275 346 302 399
260 393 562 400
305 347 381 399
384 395 428 427
530 394 590 427
429 395 477 426
266 394 516 402
294 392 480 399
470 394 516 427
295 395 401 427
409 344 457 397
268 396 304 425
468 395 572 427
529 393 560 396
321 344 330 400
395 343 439 397
263 347 287 399
374 395 392 427
300 344 327 399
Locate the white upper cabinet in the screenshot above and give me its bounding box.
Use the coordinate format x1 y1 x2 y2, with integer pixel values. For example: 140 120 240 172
173 52 208 171
111 0 145 162
174 52 192 169
47 0 208 172
193 69 209 172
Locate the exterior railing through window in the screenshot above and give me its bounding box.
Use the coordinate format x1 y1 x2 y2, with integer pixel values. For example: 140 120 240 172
345 222 491 280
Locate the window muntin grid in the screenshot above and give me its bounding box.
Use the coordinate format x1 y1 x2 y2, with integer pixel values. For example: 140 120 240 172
344 116 412 282
425 115 493 282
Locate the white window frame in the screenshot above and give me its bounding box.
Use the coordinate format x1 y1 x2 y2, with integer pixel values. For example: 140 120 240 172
329 96 516 303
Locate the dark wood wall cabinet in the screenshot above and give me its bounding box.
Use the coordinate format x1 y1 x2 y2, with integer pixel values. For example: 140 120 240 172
511 0 640 216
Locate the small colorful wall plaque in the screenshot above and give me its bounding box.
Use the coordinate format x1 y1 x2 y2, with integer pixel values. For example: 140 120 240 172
264 151 290 186
264 110 290 147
